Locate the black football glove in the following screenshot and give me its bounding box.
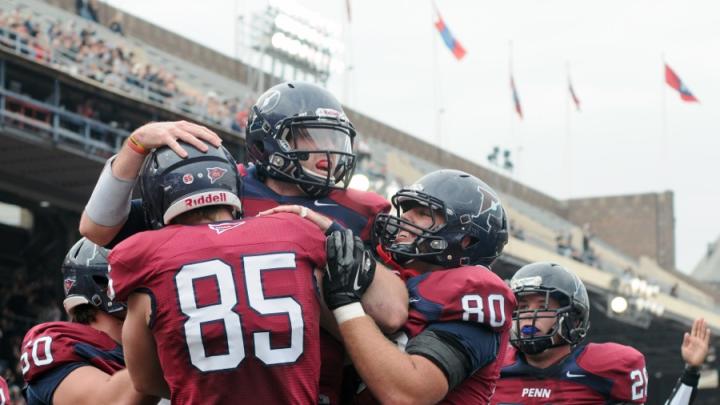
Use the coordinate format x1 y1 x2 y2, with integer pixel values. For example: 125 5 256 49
323 229 376 310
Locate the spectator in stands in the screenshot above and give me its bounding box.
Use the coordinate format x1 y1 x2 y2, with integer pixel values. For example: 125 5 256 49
108 12 124 36
582 222 593 252
76 0 99 23
555 231 572 257
77 99 97 119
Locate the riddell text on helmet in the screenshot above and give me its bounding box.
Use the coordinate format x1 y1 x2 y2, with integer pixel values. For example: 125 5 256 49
184 193 227 207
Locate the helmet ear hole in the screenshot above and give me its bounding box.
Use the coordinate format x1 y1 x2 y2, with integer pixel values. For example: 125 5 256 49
92 275 108 288
462 236 480 249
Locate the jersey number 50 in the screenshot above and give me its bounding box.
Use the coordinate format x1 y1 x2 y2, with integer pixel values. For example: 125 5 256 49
176 253 304 372
20 336 54 375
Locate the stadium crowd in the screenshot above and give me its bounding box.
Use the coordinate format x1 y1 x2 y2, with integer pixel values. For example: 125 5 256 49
0 5 250 133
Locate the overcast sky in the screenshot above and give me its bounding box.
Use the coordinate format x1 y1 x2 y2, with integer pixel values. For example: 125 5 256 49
104 0 720 273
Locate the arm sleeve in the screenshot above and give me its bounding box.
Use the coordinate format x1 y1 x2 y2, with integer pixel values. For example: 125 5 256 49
405 322 498 390
25 363 86 405
105 199 149 249
664 367 700 405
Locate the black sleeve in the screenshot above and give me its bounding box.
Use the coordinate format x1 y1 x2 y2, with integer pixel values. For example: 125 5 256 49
105 199 149 249
663 366 700 405
405 322 499 391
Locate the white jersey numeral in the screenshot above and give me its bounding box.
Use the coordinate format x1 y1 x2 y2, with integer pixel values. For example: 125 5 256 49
630 367 648 400
20 336 54 375
462 294 506 327
175 254 305 372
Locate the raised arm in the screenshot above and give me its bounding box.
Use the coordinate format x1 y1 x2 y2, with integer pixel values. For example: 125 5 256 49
80 121 221 246
664 318 711 405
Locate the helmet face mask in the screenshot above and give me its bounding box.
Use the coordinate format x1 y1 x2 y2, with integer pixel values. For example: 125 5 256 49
267 119 356 195
247 82 357 197
373 170 509 269
509 262 590 355
62 238 125 318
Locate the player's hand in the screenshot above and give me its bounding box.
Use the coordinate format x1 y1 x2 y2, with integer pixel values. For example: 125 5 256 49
323 229 376 310
257 205 333 232
129 121 222 158
682 318 711 367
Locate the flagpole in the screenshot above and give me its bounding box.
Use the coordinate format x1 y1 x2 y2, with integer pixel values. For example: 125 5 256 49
661 53 669 190
565 61 573 198
342 0 354 107
508 40 515 175
431 0 443 155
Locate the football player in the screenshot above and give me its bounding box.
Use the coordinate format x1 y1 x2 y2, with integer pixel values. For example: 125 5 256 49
321 169 517 404
491 262 648 404
664 318 711 405
21 238 157 405
109 142 332 403
0 376 9 405
79 82 407 403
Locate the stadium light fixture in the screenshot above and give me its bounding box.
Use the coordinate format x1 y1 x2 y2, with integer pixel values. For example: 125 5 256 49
349 174 370 192
250 0 344 84
610 296 629 314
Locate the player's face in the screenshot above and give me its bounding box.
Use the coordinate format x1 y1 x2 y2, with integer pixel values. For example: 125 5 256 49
396 205 446 244
291 127 352 179
516 293 560 336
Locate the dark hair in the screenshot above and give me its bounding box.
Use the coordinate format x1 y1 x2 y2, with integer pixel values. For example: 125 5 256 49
71 304 98 324
170 205 233 226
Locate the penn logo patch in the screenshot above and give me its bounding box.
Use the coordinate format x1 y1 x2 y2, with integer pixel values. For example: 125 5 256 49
207 167 227 184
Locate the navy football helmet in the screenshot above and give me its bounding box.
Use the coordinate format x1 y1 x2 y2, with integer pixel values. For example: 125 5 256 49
62 238 125 317
510 262 590 355
373 169 509 268
139 141 243 229
246 82 356 197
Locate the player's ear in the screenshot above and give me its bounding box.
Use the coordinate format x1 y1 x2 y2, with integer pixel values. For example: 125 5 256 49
461 235 472 249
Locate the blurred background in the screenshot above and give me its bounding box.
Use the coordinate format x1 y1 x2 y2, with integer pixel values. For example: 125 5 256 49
0 0 718 403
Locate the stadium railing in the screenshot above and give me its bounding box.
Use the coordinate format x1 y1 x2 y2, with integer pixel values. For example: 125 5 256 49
0 86 126 160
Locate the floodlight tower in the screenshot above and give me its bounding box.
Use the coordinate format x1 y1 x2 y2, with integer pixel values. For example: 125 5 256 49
238 0 344 93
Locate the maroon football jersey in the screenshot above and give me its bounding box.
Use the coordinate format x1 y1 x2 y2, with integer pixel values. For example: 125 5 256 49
108 213 326 405
358 266 516 404
240 164 391 404
492 343 648 404
21 322 125 384
0 376 9 405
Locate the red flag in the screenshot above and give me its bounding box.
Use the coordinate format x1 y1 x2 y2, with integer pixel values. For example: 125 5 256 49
568 78 581 111
510 75 523 119
433 3 466 60
665 64 698 102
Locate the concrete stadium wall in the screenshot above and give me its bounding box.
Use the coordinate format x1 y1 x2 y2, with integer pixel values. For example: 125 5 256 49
566 191 676 270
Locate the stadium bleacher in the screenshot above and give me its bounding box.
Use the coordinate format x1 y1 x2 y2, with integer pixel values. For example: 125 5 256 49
0 0 256 133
